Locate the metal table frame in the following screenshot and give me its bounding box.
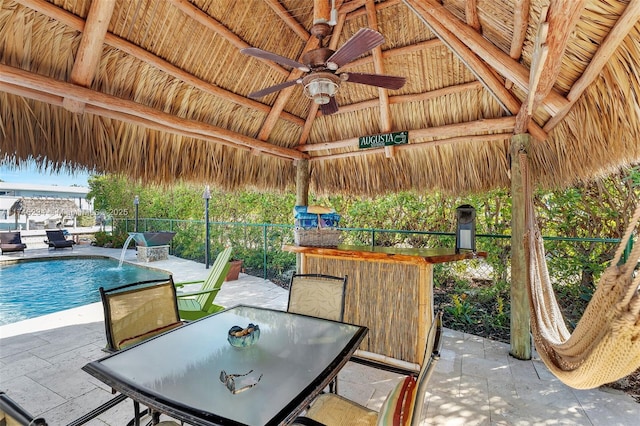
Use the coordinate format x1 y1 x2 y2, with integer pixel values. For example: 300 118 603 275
83 305 367 426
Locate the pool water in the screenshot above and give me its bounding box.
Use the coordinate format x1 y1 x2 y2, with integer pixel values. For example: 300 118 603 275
0 257 170 325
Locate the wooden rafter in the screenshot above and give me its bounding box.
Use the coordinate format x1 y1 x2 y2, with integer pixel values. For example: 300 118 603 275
515 6 550 133
310 133 513 161
506 0 530 89
348 0 402 18
333 81 483 115
343 39 442 69
168 0 290 77
0 64 305 161
403 0 547 141
63 0 115 114
15 0 304 126
544 0 640 131
531 2 584 106
256 37 320 141
263 0 310 40
465 0 481 32
365 0 395 158
515 1 586 133
404 0 568 117
255 0 325 142
299 116 516 152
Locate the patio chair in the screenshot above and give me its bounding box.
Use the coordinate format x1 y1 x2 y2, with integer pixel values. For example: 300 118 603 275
1 389 167 426
99 278 185 426
0 231 27 254
174 246 233 320
44 229 75 249
0 391 47 425
100 277 185 352
287 273 347 393
293 311 443 426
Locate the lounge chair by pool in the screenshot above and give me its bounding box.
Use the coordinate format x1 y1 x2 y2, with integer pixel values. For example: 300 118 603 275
44 229 75 249
0 231 27 254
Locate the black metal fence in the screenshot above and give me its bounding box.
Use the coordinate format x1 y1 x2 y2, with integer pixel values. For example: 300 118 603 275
110 218 625 292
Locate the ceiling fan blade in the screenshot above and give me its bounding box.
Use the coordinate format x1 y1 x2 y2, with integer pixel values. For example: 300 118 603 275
241 48 310 72
326 28 385 69
247 79 302 99
320 97 339 116
342 72 406 90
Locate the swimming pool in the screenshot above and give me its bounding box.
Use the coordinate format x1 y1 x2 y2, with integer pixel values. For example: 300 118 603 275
0 257 170 325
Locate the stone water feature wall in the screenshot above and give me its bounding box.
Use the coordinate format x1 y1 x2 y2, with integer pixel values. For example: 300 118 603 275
137 245 170 262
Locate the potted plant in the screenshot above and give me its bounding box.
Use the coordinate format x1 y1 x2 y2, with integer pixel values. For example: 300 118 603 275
225 259 243 281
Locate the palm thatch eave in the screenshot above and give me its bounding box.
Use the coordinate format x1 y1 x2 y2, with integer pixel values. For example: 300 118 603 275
0 0 638 197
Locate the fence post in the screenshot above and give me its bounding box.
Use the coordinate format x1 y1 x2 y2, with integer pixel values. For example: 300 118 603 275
263 225 268 279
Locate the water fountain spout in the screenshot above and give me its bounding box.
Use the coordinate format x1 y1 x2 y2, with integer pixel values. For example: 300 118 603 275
119 234 136 267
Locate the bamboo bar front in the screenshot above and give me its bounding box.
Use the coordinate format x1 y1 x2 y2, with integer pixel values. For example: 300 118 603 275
283 245 486 365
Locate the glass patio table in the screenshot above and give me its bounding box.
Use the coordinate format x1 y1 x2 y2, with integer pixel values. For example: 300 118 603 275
82 305 368 426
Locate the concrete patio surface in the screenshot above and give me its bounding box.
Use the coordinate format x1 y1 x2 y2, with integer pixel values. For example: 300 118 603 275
0 246 637 425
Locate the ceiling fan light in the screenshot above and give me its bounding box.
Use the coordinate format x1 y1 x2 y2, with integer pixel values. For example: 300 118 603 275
303 78 339 105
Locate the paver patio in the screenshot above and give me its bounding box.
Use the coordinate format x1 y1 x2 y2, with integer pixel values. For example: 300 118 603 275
1 246 637 425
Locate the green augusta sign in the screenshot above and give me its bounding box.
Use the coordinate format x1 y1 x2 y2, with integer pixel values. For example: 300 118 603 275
358 131 409 149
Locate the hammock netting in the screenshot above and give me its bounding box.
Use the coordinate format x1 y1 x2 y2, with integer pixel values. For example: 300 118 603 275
523 154 640 389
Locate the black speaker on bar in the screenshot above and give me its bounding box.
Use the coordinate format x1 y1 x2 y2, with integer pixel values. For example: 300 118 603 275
455 204 476 253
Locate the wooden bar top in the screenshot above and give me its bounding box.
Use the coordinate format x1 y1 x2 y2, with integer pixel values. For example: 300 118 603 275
282 244 487 265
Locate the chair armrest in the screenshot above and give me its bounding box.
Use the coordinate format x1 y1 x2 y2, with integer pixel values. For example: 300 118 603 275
291 416 327 426
176 288 216 298
174 279 205 288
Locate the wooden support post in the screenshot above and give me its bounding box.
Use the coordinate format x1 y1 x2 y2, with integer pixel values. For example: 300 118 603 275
295 159 310 207
295 159 310 272
510 133 531 360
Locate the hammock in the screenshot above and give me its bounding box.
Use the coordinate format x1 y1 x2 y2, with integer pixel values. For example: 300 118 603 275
524 160 640 389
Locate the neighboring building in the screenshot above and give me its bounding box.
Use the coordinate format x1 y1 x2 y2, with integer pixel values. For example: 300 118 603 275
0 182 93 231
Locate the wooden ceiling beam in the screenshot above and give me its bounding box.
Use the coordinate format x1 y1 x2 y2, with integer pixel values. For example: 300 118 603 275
544 0 640 132
515 6 549 133
404 0 568 117
342 39 442 70
299 116 515 152
168 0 290 77
339 0 368 15
530 1 584 106
0 64 306 161
347 0 402 18
63 0 115 114
506 0 530 90
515 1 585 133
403 0 547 141
15 0 304 127
263 0 311 40
465 0 481 32
257 37 320 141
0 81 252 155
331 81 483 114
309 132 513 161
365 0 395 157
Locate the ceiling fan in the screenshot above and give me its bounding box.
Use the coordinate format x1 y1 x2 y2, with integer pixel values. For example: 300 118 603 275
240 27 406 115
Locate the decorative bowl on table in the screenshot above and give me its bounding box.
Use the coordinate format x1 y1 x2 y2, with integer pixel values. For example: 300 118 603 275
228 323 260 348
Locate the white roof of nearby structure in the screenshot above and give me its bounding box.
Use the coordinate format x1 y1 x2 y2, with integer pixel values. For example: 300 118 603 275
0 182 89 195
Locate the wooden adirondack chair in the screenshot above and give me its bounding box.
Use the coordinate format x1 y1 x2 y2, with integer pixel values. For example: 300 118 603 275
174 247 233 320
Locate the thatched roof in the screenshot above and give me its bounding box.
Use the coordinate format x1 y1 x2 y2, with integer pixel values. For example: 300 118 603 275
9 197 81 217
0 0 639 197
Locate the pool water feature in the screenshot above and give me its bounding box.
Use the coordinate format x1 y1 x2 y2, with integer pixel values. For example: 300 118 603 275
0 257 170 325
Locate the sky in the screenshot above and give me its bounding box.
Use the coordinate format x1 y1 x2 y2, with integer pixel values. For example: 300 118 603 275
0 162 92 187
